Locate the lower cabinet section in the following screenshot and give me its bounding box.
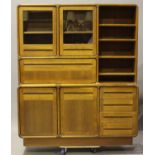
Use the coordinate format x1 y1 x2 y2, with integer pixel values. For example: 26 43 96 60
60 87 98 137
19 88 58 137
19 86 138 142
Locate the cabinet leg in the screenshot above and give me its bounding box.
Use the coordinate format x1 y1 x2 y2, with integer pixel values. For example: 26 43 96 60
60 148 67 155
90 148 97 153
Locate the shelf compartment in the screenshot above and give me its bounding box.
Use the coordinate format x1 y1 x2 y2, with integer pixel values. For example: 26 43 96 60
99 59 135 81
64 33 92 44
23 11 53 32
99 75 135 82
99 6 136 24
99 27 135 39
24 34 53 44
99 41 135 57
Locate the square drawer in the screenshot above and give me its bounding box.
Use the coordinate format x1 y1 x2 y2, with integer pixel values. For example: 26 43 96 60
100 112 138 137
100 87 138 112
20 58 96 84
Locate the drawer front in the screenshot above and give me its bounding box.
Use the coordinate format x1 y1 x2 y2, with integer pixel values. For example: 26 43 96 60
100 87 137 112
100 112 137 137
20 59 96 84
100 87 138 137
19 88 57 137
60 87 98 137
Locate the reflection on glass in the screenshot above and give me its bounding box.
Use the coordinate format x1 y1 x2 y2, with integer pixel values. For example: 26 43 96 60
64 11 92 31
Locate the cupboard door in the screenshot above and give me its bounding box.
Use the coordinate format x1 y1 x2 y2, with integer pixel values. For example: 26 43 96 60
60 87 98 137
19 88 57 137
18 6 56 56
20 59 96 84
100 87 138 137
60 6 97 56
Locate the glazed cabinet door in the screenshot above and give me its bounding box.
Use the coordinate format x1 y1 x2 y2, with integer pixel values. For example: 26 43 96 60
60 87 98 137
19 88 57 137
100 87 138 137
59 6 97 56
20 59 96 84
18 6 56 56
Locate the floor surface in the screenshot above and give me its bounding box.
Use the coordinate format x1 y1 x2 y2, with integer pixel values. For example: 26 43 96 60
12 125 143 155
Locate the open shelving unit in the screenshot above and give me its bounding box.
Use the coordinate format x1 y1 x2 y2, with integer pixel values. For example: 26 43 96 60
98 5 137 82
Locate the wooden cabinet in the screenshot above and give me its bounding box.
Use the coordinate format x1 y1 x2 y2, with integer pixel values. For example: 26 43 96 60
60 87 98 137
17 5 139 148
18 6 57 56
59 6 97 56
19 88 57 137
20 58 96 84
100 87 138 137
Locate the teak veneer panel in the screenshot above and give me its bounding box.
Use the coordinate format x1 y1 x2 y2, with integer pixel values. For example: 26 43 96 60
60 87 98 137
19 59 97 84
19 87 57 137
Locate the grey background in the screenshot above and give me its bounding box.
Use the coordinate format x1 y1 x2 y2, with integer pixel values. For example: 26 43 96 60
11 0 143 154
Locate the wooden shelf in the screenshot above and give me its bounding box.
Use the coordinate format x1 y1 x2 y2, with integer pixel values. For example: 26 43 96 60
99 24 136 27
99 72 135 76
64 31 93 34
99 55 135 59
24 31 53 34
99 38 136 42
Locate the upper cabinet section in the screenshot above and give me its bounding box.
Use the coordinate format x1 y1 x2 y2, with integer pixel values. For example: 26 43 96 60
18 6 57 57
59 6 97 56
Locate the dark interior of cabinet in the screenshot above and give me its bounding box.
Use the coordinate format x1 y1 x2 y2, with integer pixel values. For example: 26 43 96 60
99 75 134 82
99 6 136 24
99 27 135 39
99 59 134 73
24 34 53 44
99 41 135 56
64 34 92 44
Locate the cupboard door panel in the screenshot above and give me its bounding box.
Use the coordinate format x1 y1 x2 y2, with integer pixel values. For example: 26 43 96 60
60 87 98 137
20 59 96 84
18 6 57 56
100 87 138 137
19 88 57 137
59 6 97 56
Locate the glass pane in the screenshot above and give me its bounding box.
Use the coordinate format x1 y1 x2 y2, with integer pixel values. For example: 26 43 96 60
23 11 53 44
63 10 93 44
23 11 53 31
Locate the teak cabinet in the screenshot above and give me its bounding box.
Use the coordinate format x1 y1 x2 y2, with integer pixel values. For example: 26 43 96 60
18 4 139 148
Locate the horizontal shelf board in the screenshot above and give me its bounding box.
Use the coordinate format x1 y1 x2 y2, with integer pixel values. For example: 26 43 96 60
99 55 135 59
24 31 53 34
64 31 93 34
99 38 136 42
99 72 135 76
99 24 136 27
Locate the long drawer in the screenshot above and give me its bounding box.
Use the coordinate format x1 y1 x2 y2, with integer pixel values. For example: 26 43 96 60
19 59 97 84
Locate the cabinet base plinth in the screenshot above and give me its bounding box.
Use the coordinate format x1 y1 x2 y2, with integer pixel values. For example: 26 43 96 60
24 137 132 147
